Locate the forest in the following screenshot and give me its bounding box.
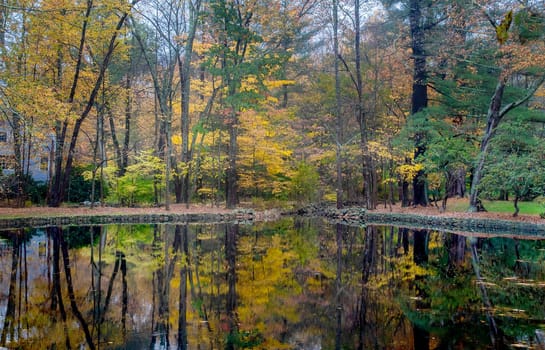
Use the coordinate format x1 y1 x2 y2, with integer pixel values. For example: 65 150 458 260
0 0 544 212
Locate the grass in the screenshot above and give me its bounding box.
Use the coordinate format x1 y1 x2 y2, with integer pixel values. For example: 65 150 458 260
447 198 545 215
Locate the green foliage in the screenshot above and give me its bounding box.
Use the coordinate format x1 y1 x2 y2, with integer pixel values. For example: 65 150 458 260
288 161 320 204
420 108 474 175
105 150 165 206
64 226 100 249
480 118 545 211
0 173 47 204
477 238 545 327
67 166 106 204
226 328 264 348
513 10 545 44
205 0 283 111
103 224 156 251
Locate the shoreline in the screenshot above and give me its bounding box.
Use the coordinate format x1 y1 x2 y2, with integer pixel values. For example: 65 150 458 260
0 203 544 237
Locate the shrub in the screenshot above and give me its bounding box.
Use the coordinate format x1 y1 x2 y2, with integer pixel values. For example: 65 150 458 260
289 162 320 204
67 166 107 203
0 173 48 205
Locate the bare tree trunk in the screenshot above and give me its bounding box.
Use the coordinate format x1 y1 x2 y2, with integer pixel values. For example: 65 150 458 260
177 0 202 206
122 74 132 174
333 0 343 209
108 110 122 171
354 0 375 210
226 116 238 208
0 0 6 49
11 114 25 207
469 79 506 211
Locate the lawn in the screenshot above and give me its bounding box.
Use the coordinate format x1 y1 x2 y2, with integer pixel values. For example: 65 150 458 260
448 198 544 216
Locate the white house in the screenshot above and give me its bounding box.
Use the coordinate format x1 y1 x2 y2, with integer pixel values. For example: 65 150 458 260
0 119 53 183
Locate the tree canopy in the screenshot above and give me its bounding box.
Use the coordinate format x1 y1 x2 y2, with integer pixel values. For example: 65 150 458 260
0 0 544 211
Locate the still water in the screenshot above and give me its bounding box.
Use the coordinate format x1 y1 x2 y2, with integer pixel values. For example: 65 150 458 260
1 218 545 349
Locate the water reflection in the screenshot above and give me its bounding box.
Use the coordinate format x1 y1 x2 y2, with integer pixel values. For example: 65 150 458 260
1 219 545 349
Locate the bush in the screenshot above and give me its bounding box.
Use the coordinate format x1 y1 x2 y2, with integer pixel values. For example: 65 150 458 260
103 151 165 207
0 173 48 205
289 162 320 204
66 166 107 203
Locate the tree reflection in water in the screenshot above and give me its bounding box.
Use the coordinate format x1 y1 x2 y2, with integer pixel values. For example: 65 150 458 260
1 219 545 349
1 229 23 346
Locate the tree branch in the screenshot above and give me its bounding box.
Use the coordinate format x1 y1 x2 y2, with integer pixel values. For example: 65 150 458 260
499 74 545 118
337 54 358 92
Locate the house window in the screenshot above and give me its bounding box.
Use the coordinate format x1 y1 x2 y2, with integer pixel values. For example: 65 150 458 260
0 132 6 142
40 156 49 171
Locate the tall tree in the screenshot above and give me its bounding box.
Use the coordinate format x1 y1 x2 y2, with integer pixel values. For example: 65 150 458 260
132 0 197 209
468 3 545 211
333 0 343 209
45 0 139 206
408 0 429 206
177 0 202 206
206 0 281 208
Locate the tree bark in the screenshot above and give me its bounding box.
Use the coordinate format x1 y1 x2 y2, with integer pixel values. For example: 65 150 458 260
513 196 520 217
177 0 201 206
409 0 429 207
333 0 343 209
108 110 122 172
0 0 6 49
468 69 545 211
354 0 376 210
48 4 137 206
122 77 131 175
468 79 505 211
226 116 238 208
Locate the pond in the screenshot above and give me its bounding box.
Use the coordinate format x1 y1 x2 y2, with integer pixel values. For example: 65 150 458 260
1 218 545 349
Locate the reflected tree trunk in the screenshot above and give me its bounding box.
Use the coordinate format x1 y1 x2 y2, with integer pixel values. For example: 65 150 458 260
177 224 189 350
1 230 21 345
335 223 344 350
412 229 429 350
470 239 504 347
59 228 95 349
100 251 124 325
399 228 409 256
121 250 128 338
48 227 71 349
151 225 171 348
446 233 466 276
356 225 376 350
90 226 100 325
225 223 238 350
413 229 428 266
151 225 183 348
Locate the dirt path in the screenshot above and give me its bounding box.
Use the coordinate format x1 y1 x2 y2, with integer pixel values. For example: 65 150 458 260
0 198 543 224
0 203 232 218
